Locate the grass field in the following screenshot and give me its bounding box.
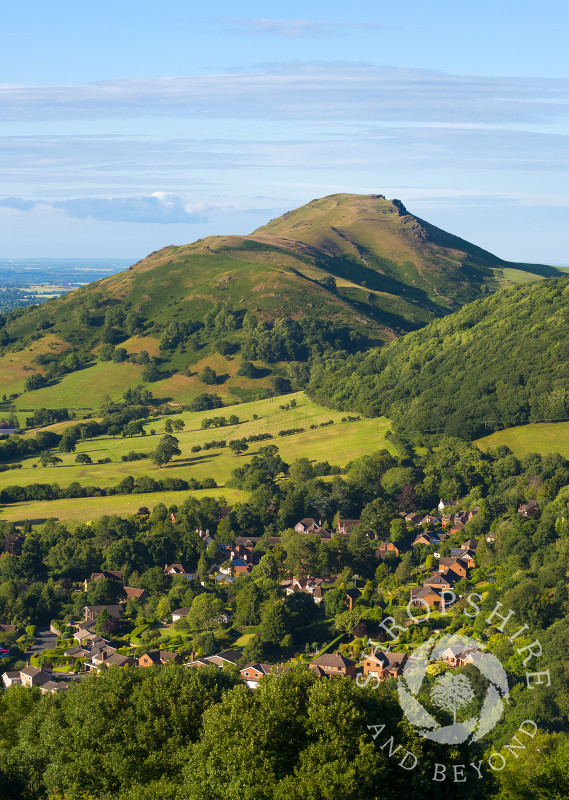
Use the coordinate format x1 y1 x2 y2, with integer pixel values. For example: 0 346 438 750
476 421 569 458
11 351 274 409
0 487 247 526
0 392 394 524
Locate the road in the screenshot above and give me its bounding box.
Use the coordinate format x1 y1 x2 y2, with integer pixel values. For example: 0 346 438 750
25 627 58 658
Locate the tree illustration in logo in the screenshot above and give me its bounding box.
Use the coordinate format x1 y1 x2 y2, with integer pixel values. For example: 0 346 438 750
430 673 475 726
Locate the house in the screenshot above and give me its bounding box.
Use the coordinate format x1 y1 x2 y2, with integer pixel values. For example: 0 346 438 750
172 607 192 622
314 526 334 539
84 605 124 623
440 645 465 667
404 513 423 526
164 563 194 578
345 587 362 611
419 515 440 527
0 623 17 632
197 529 215 546
103 653 135 668
83 570 123 591
437 557 469 579
40 680 68 694
459 648 486 666
19 666 51 687
89 645 118 667
159 650 183 665
461 539 478 552
450 547 476 566
410 585 444 610
206 649 242 668
139 651 161 667
424 568 462 590
309 653 356 679
286 577 330 604
362 650 407 681
232 558 253 576
413 531 440 547
337 519 361 535
64 645 91 658
2 671 21 688
123 586 149 603
375 542 401 558
73 628 99 646
295 518 319 534
216 506 233 519
240 662 290 688
2 533 24 556
139 650 182 667
518 500 540 518
438 499 457 511
449 521 466 535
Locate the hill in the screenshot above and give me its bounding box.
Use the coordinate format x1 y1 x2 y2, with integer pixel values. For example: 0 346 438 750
0 193 562 409
307 275 569 438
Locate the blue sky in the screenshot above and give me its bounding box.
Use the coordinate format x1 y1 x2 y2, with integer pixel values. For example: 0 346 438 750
0 0 568 263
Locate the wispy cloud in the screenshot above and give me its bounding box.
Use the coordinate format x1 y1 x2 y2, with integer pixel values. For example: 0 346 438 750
1 63 568 125
219 18 387 37
0 193 209 224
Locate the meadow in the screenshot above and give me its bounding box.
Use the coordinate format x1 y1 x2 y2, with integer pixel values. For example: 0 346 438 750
0 392 394 524
476 420 569 459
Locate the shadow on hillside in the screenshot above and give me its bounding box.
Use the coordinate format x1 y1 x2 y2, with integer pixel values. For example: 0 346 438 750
168 453 223 467
506 263 568 278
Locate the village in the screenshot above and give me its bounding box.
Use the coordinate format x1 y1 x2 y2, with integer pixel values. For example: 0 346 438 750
0 495 528 696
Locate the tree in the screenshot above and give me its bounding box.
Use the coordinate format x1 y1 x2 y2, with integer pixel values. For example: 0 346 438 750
59 428 78 453
360 497 397 539
152 434 181 467
389 517 408 545
39 452 62 467
24 374 47 391
142 363 161 382
259 600 289 645
75 453 92 464
199 366 217 385
237 361 257 378
236 581 262 626
229 439 249 456
186 594 224 631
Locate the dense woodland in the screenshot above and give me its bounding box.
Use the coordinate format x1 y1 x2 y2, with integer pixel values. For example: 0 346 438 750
307 276 569 438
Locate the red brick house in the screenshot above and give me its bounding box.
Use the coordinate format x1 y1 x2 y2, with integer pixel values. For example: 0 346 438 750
240 662 290 688
362 650 407 681
309 653 356 678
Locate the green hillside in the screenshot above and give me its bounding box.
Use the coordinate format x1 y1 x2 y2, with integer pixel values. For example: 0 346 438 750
0 391 394 524
307 275 569 438
477 420 569 459
0 193 560 408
